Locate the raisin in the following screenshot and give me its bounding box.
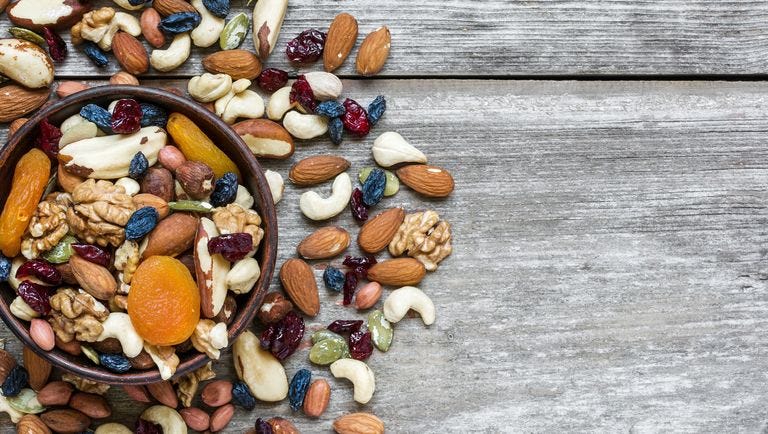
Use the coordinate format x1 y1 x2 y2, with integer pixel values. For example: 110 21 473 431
289 75 317 112
1 366 28 397
111 99 142 134
18 281 52 315
350 188 368 222
285 29 326 64
41 27 67 62
328 117 344 145
255 418 274 434
259 311 305 360
202 0 229 18
136 419 162 434
125 207 159 241
99 353 132 373
140 103 169 128
16 259 62 285
341 271 358 306
349 330 373 360
328 319 363 334
159 12 202 34
257 68 288 93
323 266 344 292
129 152 149 180
128 0 149 4
342 98 370 136
343 255 378 270
288 369 311 411
0 253 10 282
210 172 238 207
362 168 386 206
71 244 111 268
80 104 112 133
315 101 346 118
367 95 387 126
207 233 253 262
231 381 256 410
34 118 62 160
82 41 109 67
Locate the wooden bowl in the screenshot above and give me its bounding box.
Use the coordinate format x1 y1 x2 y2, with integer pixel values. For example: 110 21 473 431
0 86 278 385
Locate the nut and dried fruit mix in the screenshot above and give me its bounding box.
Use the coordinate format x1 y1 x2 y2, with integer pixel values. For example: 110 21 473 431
0 0 452 432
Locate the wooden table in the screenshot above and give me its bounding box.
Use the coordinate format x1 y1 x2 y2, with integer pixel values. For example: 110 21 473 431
3 1 768 432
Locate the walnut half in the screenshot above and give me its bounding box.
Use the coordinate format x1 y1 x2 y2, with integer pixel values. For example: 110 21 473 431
389 211 452 271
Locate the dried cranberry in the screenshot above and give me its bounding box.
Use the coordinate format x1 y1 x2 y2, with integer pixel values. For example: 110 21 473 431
42 27 67 62
350 188 368 222
285 29 326 64
257 68 289 93
255 418 274 434
343 255 377 279
208 233 253 262
349 330 373 360
17 281 52 315
342 271 358 306
111 99 142 134
135 419 162 434
342 98 370 137
35 118 62 160
16 259 61 285
260 311 305 360
289 75 317 112
71 244 111 268
328 319 363 334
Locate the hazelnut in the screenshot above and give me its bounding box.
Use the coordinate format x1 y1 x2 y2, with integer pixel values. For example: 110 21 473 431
176 161 215 200
257 292 293 324
139 167 174 202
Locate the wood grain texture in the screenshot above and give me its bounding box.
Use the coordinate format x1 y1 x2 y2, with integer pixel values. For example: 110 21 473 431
3 1 768 77
2 79 768 431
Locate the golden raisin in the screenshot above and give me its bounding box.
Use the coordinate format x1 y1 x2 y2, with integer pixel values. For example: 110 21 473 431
166 112 241 180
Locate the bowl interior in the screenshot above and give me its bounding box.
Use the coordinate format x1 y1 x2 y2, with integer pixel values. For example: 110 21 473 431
0 86 278 385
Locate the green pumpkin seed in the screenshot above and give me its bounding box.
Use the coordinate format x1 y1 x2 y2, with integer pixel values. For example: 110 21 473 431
7 388 45 414
311 329 344 345
82 345 100 365
359 167 399 196
220 13 250 50
309 338 348 365
9 27 45 46
368 310 393 352
169 200 214 213
43 235 78 264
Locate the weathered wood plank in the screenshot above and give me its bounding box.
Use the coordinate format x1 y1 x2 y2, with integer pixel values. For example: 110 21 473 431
3 79 768 432
3 1 768 77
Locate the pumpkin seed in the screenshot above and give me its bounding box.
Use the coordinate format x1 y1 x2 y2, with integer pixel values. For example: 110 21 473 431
368 310 393 352
168 200 214 213
309 338 348 365
7 388 45 414
8 27 45 46
220 13 250 50
359 167 399 196
82 345 100 365
311 329 344 345
43 235 77 264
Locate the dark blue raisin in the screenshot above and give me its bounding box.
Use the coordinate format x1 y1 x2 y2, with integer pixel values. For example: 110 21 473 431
362 168 386 206
367 95 386 126
139 103 169 128
255 419 274 434
80 104 112 133
210 172 238 207
1 366 28 397
0 253 10 282
203 0 229 18
328 116 343 145
82 41 109 68
315 101 346 118
159 12 202 34
128 0 149 5
323 266 344 292
125 207 159 241
288 369 311 411
231 381 256 410
99 353 131 373
128 152 148 180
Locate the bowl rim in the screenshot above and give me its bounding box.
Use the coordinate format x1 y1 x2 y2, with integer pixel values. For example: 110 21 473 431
0 85 278 385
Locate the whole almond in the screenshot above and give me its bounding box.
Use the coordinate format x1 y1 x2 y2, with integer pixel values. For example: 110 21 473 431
297 226 350 259
40 409 91 434
180 407 210 431
303 379 331 417
30 318 55 351
0 349 17 383
68 392 111 419
324 13 358 72
16 414 50 434
366 258 426 286
209 403 234 432
69 254 117 300
354 281 382 310
110 71 140 86
23 346 51 391
176 161 215 199
279 258 320 316
140 8 165 48
129 351 155 370
0 84 50 122
122 385 152 403
132 193 170 219
91 337 122 354
37 381 74 406
158 145 187 171
8 117 28 137
202 50 262 80
153 0 196 16
268 417 300 434
141 213 199 258
57 164 85 194
146 381 178 408
358 207 406 253
55 81 89 98
140 167 174 202
333 413 385 434
257 292 293 324
233 119 295 160
112 32 149 75
396 164 455 197
54 336 82 356
289 155 350 186
356 26 391 76
201 380 233 407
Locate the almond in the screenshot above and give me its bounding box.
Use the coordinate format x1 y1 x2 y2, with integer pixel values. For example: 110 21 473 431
110 71 140 85
23 346 51 391
37 381 74 406
180 407 210 432
303 379 331 417
132 193 170 219
356 26 391 76
202 50 262 80
146 380 178 408
333 413 384 434
0 349 17 383
140 8 165 48
40 409 91 434
153 0 196 16
141 213 198 258
366 258 426 286
0 84 50 122
112 32 149 75
289 155 350 186
396 164 454 197
233 119 295 159
175 161 215 199
122 385 152 403
16 414 50 434
279 258 320 316
358 207 405 253
69 254 117 300
324 13 358 72
297 226 350 259
56 81 89 98
268 417 300 434
9 117 28 137
68 392 111 419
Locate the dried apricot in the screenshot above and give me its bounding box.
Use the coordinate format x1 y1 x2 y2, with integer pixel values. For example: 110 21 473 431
127 256 200 346
0 149 52 257
166 113 241 180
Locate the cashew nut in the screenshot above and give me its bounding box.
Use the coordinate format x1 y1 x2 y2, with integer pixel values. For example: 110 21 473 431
214 78 250 116
299 173 352 221
0 394 23 423
234 185 254 209
97 312 144 357
266 86 296 121
383 286 436 325
144 344 179 380
115 177 140 196
9 296 38 321
111 0 143 10
264 170 284 204
140 405 187 434
221 90 265 124
372 132 428 168
150 33 191 72
330 358 375 404
0 39 54 89
283 111 328 140
98 12 142 51
95 423 133 434
190 0 224 47
187 73 232 103
226 257 260 294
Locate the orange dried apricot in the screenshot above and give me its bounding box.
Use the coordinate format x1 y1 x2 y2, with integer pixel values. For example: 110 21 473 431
0 148 51 257
128 256 201 346
166 112 241 180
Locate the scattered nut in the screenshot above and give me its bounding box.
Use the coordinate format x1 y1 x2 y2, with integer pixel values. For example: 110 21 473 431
188 73 232 103
299 173 352 221
330 358 375 404
383 286 436 325
150 33 191 72
372 131 428 168
283 111 329 140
